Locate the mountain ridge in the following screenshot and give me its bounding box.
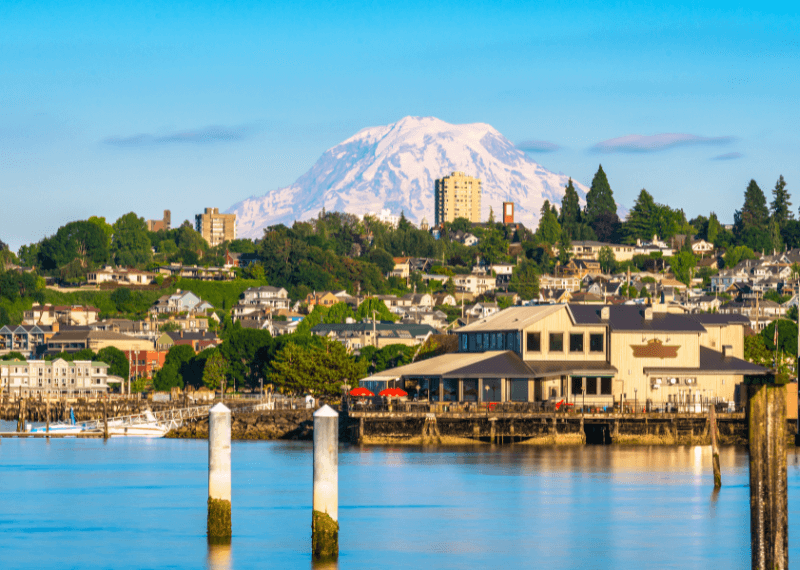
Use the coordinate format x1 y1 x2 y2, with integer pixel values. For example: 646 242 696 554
227 116 588 237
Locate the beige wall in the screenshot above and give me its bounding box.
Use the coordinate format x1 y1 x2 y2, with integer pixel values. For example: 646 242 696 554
521 309 607 362
434 172 481 225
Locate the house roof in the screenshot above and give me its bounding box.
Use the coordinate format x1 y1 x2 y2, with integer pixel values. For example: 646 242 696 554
458 305 563 333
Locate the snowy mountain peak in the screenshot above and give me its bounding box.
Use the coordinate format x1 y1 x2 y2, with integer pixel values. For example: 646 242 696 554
228 116 586 238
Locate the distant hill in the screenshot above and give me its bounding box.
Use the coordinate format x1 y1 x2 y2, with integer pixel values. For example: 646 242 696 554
228 116 588 237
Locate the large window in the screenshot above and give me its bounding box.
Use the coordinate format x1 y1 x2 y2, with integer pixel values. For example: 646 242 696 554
463 379 479 402
586 377 598 394
507 332 517 352
590 333 604 353
442 379 459 402
571 377 582 395
600 377 612 395
429 379 441 402
569 333 584 353
527 332 541 352
509 379 528 402
483 378 502 402
461 334 468 352
549 333 564 352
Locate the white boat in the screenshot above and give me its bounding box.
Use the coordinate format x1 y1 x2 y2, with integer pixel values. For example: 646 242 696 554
105 409 170 438
29 409 84 435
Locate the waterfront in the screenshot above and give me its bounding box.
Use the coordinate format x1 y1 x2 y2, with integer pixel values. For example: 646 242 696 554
1 420 799 569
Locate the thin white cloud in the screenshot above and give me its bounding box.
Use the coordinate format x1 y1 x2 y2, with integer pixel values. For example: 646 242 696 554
592 133 735 153
103 124 256 146
516 139 561 153
711 152 743 161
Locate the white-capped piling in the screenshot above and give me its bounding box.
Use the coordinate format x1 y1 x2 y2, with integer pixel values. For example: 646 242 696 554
207 403 232 542
312 404 339 560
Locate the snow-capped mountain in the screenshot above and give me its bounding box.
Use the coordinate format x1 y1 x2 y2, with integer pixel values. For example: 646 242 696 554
228 116 587 237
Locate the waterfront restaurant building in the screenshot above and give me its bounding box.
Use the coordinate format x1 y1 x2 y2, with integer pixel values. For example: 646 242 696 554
360 304 767 408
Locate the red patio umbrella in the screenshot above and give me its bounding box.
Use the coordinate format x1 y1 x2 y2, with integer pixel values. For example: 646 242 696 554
378 387 408 398
350 387 374 397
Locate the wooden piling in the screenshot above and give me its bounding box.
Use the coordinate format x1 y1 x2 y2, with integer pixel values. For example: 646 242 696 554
46 399 50 434
709 405 721 487
747 380 788 570
103 401 109 440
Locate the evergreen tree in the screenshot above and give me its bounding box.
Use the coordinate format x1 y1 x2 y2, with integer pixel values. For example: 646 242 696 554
771 175 792 226
739 179 770 230
769 218 783 253
707 212 721 244
534 200 561 245
558 179 582 240
622 189 657 244
584 165 617 223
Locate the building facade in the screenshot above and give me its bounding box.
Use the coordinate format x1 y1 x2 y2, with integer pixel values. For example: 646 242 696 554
0 358 111 397
434 172 482 226
195 207 236 246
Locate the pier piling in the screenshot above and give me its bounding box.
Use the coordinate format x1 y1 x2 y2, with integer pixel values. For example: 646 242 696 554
747 380 788 570
312 405 339 561
103 401 109 440
46 399 50 434
207 403 232 543
709 406 721 487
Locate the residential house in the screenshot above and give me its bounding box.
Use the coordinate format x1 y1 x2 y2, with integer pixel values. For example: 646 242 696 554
24 304 100 326
87 267 156 286
433 293 457 307
539 274 581 292
0 324 54 357
151 290 213 315
453 274 496 296
305 291 341 310
156 330 221 352
224 250 259 268
570 241 636 262
465 302 499 320
390 257 412 279
46 330 153 354
310 322 438 350
635 235 674 257
124 349 167 379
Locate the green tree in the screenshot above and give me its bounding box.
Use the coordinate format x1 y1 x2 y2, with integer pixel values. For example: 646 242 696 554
152 362 183 391
670 251 697 286
534 200 561 245
760 319 798 357
558 179 582 240
87 216 114 249
324 302 355 324
771 175 792 226
94 346 129 379
355 298 396 322
768 218 783 253
622 189 657 243
218 327 274 389
584 165 617 223
267 337 366 396
477 226 508 265
723 245 757 269
112 212 153 267
508 259 539 300
37 220 109 272
598 245 616 273
202 349 228 391
707 212 721 245
367 248 395 274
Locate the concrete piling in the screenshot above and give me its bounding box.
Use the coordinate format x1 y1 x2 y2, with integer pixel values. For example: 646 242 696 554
747 381 788 570
312 405 339 561
207 403 232 543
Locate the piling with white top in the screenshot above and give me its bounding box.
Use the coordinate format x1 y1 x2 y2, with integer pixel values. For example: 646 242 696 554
312 404 339 560
207 403 232 543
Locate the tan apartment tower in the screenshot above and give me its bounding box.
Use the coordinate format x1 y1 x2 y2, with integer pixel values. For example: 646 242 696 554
434 172 482 226
195 208 237 247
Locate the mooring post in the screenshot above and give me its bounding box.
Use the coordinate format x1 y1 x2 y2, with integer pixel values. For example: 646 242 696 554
103 400 109 440
46 398 50 435
358 417 364 444
207 403 232 543
17 398 25 433
709 405 721 487
747 379 788 570
312 404 339 561
489 418 496 444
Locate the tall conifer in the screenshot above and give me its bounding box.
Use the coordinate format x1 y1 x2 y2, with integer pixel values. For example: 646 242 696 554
770 175 792 226
584 165 617 222
559 179 582 240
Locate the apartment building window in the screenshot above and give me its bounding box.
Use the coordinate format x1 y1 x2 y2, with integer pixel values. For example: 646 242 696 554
569 333 584 353
526 332 541 352
590 334 604 353
549 333 564 352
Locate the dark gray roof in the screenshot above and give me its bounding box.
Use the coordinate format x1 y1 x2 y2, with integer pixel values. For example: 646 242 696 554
688 314 750 326
568 304 706 333
525 360 618 378
441 352 535 378
644 347 768 375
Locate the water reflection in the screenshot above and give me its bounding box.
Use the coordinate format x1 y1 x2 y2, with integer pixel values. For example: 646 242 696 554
311 560 338 570
206 542 232 570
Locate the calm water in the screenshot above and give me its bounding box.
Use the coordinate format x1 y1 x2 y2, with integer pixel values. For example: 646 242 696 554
2 420 800 569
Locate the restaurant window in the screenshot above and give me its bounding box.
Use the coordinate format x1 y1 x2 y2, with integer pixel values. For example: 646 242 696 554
571 377 582 395
527 332 541 352
463 379 479 402
590 334 604 353
460 334 468 352
570 333 584 353
476 334 483 350
507 332 516 352
600 377 612 395
483 333 489 350
509 379 528 402
483 378 502 402
490 334 496 350
549 333 564 352
442 379 458 402
497 334 505 350
429 379 441 402
586 377 598 394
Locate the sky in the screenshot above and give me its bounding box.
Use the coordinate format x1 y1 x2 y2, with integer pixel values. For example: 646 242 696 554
2 0 799 250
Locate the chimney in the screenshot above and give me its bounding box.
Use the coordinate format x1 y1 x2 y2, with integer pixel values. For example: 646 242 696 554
51 322 59 333
722 345 732 357
180 330 184 338
644 307 653 320
600 306 610 320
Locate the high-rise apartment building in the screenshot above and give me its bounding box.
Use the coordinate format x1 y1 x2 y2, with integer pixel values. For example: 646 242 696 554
195 208 236 246
434 172 481 226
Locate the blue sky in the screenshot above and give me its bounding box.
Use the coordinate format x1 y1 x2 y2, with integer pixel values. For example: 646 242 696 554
2 0 799 250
